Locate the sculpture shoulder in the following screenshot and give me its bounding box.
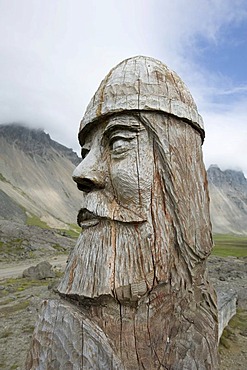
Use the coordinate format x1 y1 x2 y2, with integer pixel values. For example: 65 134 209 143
25 298 124 370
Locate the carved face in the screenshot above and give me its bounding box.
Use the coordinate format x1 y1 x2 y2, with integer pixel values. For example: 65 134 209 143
73 115 155 226
59 113 212 301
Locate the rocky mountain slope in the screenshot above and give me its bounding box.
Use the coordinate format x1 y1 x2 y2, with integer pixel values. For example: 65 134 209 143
0 123 81 229
207 165 247 235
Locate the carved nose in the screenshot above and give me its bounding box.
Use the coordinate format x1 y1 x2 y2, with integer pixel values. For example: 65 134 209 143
72 154 106 193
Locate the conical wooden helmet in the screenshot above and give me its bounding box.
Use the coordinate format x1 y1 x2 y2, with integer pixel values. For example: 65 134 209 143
79 56 204 141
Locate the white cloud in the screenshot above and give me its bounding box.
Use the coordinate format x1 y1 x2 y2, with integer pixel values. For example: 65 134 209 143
202 100 247 176
0 0 247 176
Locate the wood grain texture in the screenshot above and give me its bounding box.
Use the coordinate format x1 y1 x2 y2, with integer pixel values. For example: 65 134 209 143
26 299 124 370
26 56 219 369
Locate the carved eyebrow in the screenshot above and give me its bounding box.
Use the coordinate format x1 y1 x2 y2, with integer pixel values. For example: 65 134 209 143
103 121 142 138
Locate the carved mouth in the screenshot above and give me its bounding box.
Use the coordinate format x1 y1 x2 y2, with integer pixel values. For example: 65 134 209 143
77 208 100 228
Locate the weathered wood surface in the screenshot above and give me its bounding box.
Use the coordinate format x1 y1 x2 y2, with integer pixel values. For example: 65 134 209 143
26 56 219 369
80 56 204 139
26 299 124 370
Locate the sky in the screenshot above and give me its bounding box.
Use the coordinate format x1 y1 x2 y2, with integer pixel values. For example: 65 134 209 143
0 0 247 175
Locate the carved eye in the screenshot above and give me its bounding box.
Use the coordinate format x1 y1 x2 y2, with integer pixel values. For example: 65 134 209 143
110 138 132 154
109 131 137 156
81 148 90 159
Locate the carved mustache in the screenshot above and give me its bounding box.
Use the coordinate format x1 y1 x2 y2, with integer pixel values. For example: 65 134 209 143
77 208 100 227
77 203 146 227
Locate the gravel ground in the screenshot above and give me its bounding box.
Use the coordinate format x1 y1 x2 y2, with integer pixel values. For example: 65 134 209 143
0 254 246 369
0 278 58 370
208 255 247 370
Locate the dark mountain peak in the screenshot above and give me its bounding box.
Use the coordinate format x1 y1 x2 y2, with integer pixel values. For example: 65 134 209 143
0 123 80 165
208 164 220 170
207 165 225 187
207 165 247 191
0 123 46 140
224 169 247 187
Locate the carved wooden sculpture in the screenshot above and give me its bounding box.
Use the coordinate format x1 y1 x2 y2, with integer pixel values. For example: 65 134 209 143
26 56 219 369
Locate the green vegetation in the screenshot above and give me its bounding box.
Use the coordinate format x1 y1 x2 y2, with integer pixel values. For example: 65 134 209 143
212 234 247 257
57 223 81 238
67 224 81 238
54 270 64 278
0 276 54 318
69 223 81 232
26 214 50 229
219 309 247 351
52 243 66 252
0 173 9 182
227 309 247 332
0 218 78 262
22 324 35 334
10 365 19 370
26 216 80 238
3 276 50 291
0 275 59 311
0 238 27 262
0 297 15 306
0 329 13 339
0 300 30 317
0 237 39 262
58 229 80 238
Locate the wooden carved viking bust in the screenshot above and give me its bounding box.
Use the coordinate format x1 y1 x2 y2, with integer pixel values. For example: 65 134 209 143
26 56 219 369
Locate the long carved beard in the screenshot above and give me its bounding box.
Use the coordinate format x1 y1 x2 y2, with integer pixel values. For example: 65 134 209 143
57 167 195 304
58 219 158 302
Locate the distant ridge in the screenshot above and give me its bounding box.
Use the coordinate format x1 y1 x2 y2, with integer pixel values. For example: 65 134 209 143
0 123 80 165
207 165 247 235
0 123 82 229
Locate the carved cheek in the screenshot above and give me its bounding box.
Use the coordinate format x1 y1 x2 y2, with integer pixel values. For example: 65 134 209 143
110 150 153 209
110 154 140 205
